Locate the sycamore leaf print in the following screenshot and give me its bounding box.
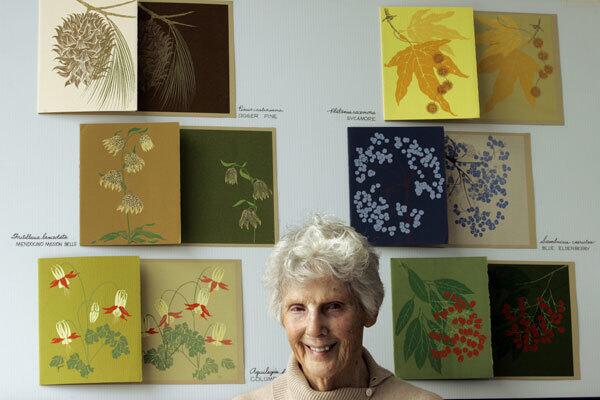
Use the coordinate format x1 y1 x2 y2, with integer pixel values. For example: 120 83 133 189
476 15 528 60
478 49 538 112
386 39 468 115
407 9 467 55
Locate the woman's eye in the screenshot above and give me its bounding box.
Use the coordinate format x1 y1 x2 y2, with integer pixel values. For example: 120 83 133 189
326 302 342 311
289 305 305 313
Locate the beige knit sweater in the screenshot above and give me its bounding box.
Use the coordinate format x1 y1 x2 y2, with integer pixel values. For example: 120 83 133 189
233 349 441 400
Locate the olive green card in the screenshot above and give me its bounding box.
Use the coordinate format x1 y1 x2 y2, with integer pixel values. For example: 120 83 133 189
180 127 278 245
141 259 244 383
38 256 142 384
80 122 181 246
391 257 493 379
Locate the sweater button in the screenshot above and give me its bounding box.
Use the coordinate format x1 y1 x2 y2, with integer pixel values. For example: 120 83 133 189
366 388 373 397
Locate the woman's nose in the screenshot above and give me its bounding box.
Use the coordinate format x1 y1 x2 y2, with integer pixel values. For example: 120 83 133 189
305 309 328 337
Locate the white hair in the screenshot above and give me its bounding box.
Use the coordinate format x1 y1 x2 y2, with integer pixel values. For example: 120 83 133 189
263 215 384 323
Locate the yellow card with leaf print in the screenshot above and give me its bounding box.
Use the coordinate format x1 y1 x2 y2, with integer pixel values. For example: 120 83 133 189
380 7 480 120
141 259 244 384
38 256 142 385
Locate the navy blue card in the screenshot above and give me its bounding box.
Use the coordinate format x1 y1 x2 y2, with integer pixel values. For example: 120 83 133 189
348 127 448 246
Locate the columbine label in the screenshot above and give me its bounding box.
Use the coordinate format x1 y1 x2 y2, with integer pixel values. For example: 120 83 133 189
11 233 77 247
238 105 283 119
249 367 286 382
539 235 595 251
327 107 376 121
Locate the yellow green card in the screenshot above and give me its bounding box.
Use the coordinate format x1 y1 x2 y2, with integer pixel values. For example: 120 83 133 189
141 259 244 383
380 7 480 120
38 256 142 384
475 12 564 125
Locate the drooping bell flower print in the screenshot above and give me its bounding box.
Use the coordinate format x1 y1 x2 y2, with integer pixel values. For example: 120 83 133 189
184 288 211 319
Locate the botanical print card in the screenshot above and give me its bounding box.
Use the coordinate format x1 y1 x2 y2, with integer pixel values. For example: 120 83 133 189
475 12 564 125
141 259 244 383
391 257 493 379
180 127 277 245
445 131 536 248
380 7 479 120
488 261 580 379
138 1 235 116
38 256 142 384
37 0 137 113
80 122 181 245
348 127 448 246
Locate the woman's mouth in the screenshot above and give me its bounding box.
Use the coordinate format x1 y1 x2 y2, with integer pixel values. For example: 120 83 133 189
305 343 336 354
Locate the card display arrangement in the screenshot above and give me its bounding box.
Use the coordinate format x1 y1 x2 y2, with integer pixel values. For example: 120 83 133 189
391 257 579 380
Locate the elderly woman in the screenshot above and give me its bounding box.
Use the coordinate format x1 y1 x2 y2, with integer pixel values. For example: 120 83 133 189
235 216 440 400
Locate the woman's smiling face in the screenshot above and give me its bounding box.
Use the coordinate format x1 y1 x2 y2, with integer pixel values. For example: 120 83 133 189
282 276 374 390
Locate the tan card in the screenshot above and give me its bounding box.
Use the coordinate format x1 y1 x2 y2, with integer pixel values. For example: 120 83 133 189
80 122 181 245
141 259 244 383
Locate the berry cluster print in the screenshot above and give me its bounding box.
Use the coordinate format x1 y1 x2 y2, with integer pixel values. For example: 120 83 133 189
445 135 511 238
502 296 567 353
350 128 447 246
395 264 487 374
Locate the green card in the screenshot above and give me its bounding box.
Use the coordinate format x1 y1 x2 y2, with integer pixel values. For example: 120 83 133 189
488 261 580 379
180 127 278 245
141 259 244 383
391 257 493 379
38 256 142 384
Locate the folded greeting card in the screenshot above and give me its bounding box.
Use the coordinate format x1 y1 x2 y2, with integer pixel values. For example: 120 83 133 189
445 131 536 248
380 7 479 120
348 127 448 246
488 261 579 379
391 257 493 379
141 259 244 383
137 1 235 116
37 0 138 113
475 12 564 125
80 122 181 245
38 256 142 384
180 127 278 245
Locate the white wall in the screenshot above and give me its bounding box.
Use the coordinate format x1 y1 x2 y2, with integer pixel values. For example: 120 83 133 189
1 0 599 398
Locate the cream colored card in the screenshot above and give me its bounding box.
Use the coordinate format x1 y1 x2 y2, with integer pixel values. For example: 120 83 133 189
141 259 244 383
37 0 137 112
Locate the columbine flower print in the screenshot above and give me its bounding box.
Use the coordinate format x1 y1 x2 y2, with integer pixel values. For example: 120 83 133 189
51 320 80 345
49 265 77 290
143 315 158 336
139 133 154 152
124 152 145 173
102 134 126 156
103 289 131 321
252 179 271 200
89 302 99 324
117 193 144 215
225 167 238 185
184 288 211 319
155 298 182 328
201 268 229 292
99 170 124 192
206 323 232 346
94 127 165 245
239 208 261 230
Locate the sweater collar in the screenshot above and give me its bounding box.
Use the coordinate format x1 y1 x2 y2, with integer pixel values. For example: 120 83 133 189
273 348 394 400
